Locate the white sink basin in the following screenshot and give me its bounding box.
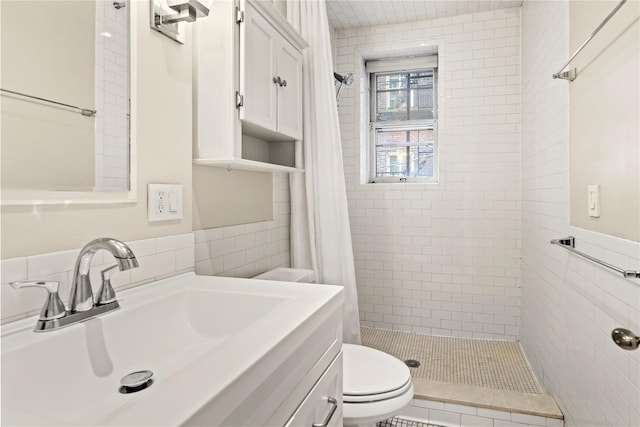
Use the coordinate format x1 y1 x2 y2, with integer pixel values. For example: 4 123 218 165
1 273 343 426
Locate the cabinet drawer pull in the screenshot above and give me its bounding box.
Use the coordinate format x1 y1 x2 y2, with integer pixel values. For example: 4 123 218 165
312 397 337 427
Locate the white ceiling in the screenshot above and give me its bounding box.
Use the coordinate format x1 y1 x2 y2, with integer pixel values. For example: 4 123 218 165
326 0 523 30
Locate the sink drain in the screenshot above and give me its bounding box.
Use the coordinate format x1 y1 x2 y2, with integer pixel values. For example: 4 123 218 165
119 370 154 394
404 359 420 368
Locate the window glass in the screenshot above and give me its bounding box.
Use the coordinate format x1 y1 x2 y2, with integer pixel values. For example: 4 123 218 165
376 74 408 90
376 91 408 121
375 129 434 178
370 67 437 183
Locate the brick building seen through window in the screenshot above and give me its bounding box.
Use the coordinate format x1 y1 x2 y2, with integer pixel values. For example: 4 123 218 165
369 65 437 183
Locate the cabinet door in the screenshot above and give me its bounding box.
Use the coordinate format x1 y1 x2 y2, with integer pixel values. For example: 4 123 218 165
285 352 343 427
240 1 277 133
276 38 303 140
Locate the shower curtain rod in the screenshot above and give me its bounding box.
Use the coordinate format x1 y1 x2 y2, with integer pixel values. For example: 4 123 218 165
550 236 640 279
0 88 97 117
552 0 627 81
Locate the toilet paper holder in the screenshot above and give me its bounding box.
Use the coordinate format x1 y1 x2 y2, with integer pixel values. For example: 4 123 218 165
611 328 639 350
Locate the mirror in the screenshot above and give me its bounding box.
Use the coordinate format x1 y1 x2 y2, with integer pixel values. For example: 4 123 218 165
568 1 639 242
1 0 132 202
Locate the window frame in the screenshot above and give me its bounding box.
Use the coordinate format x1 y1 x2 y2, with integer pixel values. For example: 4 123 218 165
368 67 438 184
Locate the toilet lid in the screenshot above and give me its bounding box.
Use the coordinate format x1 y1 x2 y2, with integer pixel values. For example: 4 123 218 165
343 344 412 398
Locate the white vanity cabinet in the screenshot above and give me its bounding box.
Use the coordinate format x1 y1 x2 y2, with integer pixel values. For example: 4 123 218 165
193 0 307 173
1 273 344 427
184 291 344 427
285 352 343 427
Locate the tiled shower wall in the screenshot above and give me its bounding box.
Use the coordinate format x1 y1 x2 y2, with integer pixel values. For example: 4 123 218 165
194 173 291 278
521 1 640 426
334 8 522 339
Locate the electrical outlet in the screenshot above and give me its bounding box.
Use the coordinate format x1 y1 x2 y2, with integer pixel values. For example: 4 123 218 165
148 184 183 222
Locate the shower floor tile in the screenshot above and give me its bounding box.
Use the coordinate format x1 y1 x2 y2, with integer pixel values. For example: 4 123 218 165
361 327 542 393
361 327 563 420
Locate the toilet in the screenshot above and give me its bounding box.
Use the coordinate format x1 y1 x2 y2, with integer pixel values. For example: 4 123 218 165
342 343 414 426
253 268 414 426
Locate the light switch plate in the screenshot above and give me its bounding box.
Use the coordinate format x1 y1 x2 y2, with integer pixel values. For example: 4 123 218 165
587 184 600 218
148 184 183 222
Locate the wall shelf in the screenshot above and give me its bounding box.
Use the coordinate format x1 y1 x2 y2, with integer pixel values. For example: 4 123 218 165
193 158 302 173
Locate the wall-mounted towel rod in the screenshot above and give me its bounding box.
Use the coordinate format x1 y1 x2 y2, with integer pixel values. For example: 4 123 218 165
553 0 627 81
0 88 97 117
550 236 640 279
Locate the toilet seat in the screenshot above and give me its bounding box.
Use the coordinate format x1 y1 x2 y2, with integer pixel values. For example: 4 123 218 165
344 378 412 403
342 344 414 426
343 343 412 401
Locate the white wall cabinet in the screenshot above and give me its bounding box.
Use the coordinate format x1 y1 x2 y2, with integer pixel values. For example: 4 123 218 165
194 0 306 173
241 1 303 141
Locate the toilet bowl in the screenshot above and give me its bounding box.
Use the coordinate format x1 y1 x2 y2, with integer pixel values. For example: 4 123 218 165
253 268 414 426
342 343 414 426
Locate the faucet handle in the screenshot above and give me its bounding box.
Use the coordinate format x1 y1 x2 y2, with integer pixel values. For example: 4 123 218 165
10 281 66 320
96 265 119 305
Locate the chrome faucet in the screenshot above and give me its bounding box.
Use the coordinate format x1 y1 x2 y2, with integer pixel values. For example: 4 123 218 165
11 237 138 332
70 238 139 312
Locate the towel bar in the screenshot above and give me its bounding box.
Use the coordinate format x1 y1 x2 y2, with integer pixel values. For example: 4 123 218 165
550 236 640 279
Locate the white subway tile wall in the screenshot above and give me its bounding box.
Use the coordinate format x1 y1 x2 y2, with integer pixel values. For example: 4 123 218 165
194 173 291 278
334 8 522 339
95 0 129 190
401 398 563 427
0 174 289 325
521 2 640 427
0 233 195 324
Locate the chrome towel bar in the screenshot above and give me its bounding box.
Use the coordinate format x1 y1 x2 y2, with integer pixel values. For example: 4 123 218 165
550 236 640 279
0 88 97 117
552 0 627 81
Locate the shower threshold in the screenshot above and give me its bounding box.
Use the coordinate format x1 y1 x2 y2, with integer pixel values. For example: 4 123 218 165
361 327 563 423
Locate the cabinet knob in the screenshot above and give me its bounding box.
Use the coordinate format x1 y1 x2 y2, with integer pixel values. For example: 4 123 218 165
273 76 282 85
281 79 287 87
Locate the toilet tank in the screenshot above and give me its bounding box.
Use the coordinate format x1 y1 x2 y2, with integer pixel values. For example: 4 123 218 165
253 267 315 283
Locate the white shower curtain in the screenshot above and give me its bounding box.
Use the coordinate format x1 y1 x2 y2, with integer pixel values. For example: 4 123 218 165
287 0 361 345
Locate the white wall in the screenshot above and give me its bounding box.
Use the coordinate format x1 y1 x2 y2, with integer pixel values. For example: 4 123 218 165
521 1 640 426
194 173 290 278
192 166 273 229
334 8 522 339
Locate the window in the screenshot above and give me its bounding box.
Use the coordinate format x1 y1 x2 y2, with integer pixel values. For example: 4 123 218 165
368 58 437 183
